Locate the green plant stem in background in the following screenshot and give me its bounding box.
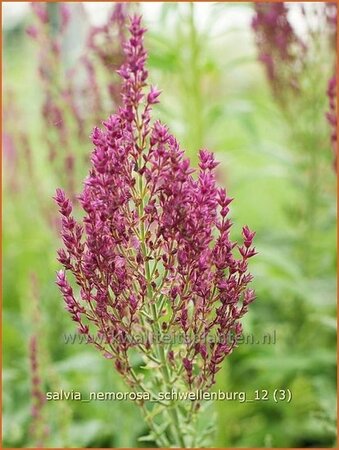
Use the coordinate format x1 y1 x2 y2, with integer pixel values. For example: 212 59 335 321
287 68 333 279
167 3 205 166
187 3 204 165
302 130 320 278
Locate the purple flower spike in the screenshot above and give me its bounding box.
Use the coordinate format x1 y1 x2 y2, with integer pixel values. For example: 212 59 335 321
55 15 256 392
252 3 306 99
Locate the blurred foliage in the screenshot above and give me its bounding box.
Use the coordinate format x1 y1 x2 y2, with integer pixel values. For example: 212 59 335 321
3 2 336 448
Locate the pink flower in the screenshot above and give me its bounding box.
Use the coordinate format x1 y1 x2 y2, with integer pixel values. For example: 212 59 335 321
55 15 256 390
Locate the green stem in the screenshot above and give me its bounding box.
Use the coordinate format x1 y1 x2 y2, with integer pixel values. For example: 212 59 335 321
136 161 186 447
152 304 187 447
178 3 204 165
187 2 203 164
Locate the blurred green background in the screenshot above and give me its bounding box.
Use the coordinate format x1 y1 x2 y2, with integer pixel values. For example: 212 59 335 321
3 2 337 448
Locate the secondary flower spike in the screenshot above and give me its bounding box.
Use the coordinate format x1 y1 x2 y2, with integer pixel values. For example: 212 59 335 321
55 15 256 395
252 3 306 100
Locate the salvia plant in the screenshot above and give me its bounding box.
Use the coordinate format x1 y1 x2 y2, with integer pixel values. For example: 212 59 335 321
55 15 256 448
27 2 77 197
252 2 337 110
27 2 130 202
252 2 307 108
252 2 336 276
86 3 129 106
